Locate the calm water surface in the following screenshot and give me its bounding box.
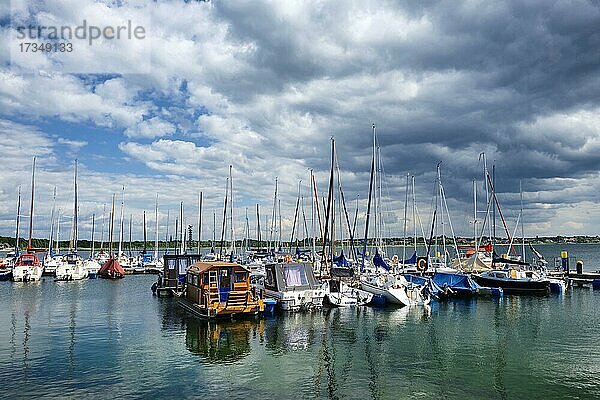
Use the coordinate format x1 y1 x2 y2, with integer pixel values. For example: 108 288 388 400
1 244 600 399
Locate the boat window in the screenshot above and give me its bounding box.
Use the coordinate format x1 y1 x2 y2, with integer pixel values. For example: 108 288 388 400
179 259 189 275
234 271 247 283
265 268 276 289
167 259 177 270
284 264 309 287
187 274 193 285
202 272 209 285
220 269 231 288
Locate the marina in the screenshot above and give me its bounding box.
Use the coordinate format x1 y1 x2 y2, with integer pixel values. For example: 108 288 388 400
1 246 600 399
2 0 600 398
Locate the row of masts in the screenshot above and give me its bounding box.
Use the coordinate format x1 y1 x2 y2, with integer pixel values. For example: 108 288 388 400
11 129 530 267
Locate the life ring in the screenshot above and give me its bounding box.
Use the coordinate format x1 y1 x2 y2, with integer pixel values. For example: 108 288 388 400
417 257 428 272
284 255 292 263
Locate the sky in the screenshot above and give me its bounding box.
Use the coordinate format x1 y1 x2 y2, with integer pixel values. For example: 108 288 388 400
0 0 599 244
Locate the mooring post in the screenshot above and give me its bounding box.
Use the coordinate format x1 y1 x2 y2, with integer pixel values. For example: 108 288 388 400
561 251 569 276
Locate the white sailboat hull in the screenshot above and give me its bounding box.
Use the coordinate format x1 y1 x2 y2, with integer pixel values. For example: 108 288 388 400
12 265 43 282
55 262 88 281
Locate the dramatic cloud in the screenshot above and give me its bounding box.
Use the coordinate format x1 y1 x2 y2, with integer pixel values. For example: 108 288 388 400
1 0 599 241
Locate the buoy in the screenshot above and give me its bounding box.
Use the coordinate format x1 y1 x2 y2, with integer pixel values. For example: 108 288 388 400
576 260 583 275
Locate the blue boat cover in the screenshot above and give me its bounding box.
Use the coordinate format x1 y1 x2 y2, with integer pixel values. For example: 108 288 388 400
431 272 481 293
373 251 390 270
403 274 443 296
334 250 350 267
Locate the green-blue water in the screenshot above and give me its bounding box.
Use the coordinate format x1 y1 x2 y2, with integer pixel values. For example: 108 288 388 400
1 244 600 399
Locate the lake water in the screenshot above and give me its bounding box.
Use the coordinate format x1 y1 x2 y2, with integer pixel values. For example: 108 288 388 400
1 244 600 399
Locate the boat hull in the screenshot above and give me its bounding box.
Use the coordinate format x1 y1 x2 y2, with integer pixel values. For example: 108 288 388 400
473 275 550 294
360 280 411 306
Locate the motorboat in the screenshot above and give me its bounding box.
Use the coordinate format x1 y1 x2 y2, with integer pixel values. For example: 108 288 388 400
258 262 325 311
12 252 43 282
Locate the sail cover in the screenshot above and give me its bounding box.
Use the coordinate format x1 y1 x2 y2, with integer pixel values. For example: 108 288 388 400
373 251 391 270
98 258 125 277
451 253 491 272
403 251 417 265
333 250 350 267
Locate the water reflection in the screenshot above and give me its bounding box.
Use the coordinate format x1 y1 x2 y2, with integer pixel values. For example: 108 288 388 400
185 318 263 364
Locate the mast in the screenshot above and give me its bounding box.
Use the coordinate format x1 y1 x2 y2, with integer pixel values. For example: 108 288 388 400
269 178 278 252
212 210 216 253
154 194 159 261
90 213 95 257
14 186 22 255
256 204 261 250
179 202 184 254
73 159 78 252
27 157 36 251
165 210 170 254
412 176 417 254
229 165 235 257
290 180 301 252
118 186 125 257
48 186 57 255
143 210 147 253
310 171 316 261
520 180 525 262
376 145 383 251
361 124 376 271
244 207 250 251
473 179 478 253
321 137 335 267
492 163 496 250
99 203 106 252
109 193 116 258
402 173 409 267
311 171 324 249
56 209 61 254
128 214 133 256
219 178 228 259
197 192 203 254
278 199 282 251
438 163 446 267
174 216 178 254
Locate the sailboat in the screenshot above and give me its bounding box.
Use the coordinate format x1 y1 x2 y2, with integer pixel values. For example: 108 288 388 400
358 125 429 306
83 213 101 278
472 171 550 294
138 195 164 272
318 138 373 307
13 157 44 282
115 186 132 269
1 186 22 281
55 160 88 281
42 186 63 275
98 193 125 279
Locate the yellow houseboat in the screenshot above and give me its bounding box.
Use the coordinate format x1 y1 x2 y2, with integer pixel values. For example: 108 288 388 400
178 261 264 318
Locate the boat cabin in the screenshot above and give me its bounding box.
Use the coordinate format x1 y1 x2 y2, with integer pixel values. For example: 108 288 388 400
181 261 263 318
16 252 40 267
264 262 320 293
162 253 203 291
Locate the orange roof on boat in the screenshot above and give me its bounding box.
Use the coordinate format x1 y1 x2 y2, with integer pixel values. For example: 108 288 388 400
188 261 248 275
